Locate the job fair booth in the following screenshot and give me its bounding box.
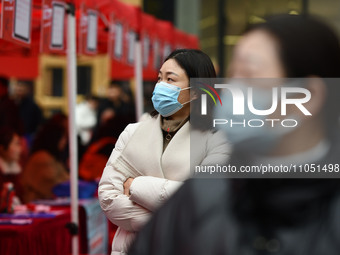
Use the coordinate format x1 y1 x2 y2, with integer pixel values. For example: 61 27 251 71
0 0 199 254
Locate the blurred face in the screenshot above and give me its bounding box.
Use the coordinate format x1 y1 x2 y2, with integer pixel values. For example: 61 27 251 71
0 134 22 162
88 99 98 110
107 86 122 101
58 133 68 152
229 29 285 78
13 83 30 99
157 58 190 105
224 29 324 156
228 29 288 120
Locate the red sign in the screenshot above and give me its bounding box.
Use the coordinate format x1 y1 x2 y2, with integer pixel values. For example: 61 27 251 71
107 0 140 79
40 0 67 54
78 3 98 55
187 34 200 49
141 13 157 80
1 0 32 46
156 20 175 64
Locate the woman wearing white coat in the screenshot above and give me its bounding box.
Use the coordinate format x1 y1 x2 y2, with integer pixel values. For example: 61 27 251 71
98 49 230 255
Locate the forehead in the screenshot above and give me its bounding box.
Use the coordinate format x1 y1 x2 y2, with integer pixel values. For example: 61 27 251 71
109 86 121 90
230 29 285 78
160 59 186 76
11 134 20 142
235 30 279 59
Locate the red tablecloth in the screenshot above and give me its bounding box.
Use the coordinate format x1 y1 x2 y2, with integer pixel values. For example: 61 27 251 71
0 210 72 255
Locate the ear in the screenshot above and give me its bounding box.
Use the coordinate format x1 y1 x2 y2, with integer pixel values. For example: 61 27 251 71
302 77 326 117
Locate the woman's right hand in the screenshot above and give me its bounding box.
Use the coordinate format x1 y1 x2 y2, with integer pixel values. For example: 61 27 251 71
123 177 134 196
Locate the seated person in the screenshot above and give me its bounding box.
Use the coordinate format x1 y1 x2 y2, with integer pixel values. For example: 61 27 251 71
20 113 69 203
0 127 23 200
129 14 340 255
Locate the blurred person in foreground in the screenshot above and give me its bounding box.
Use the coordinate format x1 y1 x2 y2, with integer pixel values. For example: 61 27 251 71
98 49 230 255
129 15 340 255
20 113 69 203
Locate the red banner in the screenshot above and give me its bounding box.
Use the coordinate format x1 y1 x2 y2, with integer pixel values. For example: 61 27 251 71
141 13 157 81
187 34 200 49
1 0 33 47
107 0 141 79
40 0 67 54
155 20 175 64
174 28 188 50
0 0 200 80
78 1 98 55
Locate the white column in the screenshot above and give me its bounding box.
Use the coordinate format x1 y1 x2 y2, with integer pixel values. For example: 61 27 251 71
134 38 144 120
66 4 79 255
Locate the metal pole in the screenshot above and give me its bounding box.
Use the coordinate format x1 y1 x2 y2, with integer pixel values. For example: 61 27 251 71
302 0 308 15
134 36 144 121
66 3 79 255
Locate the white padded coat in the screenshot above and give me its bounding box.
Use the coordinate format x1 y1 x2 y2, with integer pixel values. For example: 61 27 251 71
98 115 230 254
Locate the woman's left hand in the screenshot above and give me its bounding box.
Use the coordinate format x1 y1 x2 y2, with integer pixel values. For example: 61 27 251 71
124 177 134 196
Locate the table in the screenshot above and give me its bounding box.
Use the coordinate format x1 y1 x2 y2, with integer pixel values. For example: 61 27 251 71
78 199 108 255
0 209 72 255
0 198 108 255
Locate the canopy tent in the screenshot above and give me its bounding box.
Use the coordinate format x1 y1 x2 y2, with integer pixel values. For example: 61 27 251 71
156 20 175 65
140 12 158 80
105 0 140 79
0 0 41 78
0 0 199 80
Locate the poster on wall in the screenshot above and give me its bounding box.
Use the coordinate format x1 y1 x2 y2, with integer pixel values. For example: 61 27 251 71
78 5 97 55
1 0 32 46
40 0 66 53
114 22 123 59
153 40 160 70
51 3 65 49
141 13 158 80
142 34 150 67
127 30 136 64
86 10 98 52
14 0 32 42
163 43 171 63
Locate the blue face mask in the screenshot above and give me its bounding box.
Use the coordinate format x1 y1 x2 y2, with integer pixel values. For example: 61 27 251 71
214 81 299 154
152 81 191 117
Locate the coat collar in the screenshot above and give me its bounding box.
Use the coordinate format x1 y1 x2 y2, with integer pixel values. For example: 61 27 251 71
114 115 191 181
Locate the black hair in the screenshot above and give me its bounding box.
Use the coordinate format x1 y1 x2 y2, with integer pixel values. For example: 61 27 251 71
110 80 124 88
85 94 100 102
31 113 68 161
91 114 133 143
231 14 340 229
17 80 33 86
153 49 217 130
0 127 17 150
245 14 340 135
164 49 217 79
0 76 9 88
246 14 340 78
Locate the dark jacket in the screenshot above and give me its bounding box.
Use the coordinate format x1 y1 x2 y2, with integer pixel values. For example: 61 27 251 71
128 138 340 255
0 96 23 134
17 97 43 135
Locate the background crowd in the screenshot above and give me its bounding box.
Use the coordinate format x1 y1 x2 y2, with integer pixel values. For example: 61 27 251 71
0 77 135 205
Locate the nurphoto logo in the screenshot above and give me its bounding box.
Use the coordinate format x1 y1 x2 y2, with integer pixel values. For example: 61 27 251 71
199 81 312 128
